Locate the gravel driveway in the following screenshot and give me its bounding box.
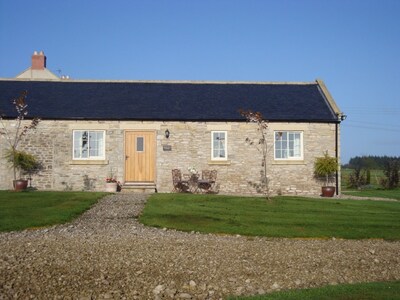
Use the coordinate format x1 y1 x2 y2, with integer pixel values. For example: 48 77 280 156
1 194 399 299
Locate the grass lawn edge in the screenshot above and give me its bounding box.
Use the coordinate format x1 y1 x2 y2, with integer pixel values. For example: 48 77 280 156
140 193 400 240
0 191 108 232
227 280 400 300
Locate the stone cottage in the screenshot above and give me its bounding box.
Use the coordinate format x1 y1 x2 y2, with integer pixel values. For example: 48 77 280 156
0 52 344 195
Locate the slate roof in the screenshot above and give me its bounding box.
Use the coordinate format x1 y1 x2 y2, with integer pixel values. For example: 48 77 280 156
0 79 339 122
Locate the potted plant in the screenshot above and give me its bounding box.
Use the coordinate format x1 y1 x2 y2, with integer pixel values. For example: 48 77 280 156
314 151 338 197
105 177 118 192
5 149 40 191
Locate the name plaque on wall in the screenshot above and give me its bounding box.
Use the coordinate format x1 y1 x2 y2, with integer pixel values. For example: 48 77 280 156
163 145 172 151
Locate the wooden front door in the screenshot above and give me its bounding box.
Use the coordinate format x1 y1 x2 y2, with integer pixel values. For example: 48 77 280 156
125 131 156 182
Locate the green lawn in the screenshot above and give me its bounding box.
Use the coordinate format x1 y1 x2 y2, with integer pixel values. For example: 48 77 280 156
140 194 400 239
342 188 400 200
228 281 400 300
0 191 107 232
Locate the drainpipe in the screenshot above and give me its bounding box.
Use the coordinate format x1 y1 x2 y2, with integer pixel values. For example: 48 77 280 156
335 123 339 195
335 114 346 196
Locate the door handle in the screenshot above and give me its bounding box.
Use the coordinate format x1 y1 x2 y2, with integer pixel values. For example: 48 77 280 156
125 155 129 160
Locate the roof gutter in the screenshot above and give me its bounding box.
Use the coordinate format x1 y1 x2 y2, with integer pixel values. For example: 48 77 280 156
2 116 341 123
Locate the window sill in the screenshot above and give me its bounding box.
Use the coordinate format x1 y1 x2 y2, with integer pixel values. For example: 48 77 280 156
208 160 231 166
69 160 109 165
272 160 305 165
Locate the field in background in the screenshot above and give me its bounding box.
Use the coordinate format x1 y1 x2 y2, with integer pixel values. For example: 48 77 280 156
341 168 384 189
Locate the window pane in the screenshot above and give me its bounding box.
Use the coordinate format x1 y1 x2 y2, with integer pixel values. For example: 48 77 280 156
74 131 82 158
293 133 301 157
137 137 144 152
275 139 282 151
97 132 104 157
213 140 219 149
81 131 88 158
89 131 99 157
213 149 219 158
219 132 226 158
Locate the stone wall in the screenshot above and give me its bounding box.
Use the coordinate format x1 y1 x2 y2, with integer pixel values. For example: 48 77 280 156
0 120 340 195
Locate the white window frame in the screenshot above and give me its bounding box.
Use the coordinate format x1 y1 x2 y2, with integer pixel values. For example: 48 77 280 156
72 130 106 160
274 131 303 160
211 131 228 161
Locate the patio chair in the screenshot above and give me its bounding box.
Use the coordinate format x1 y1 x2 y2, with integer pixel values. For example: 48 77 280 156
197 169 217 193
172 169 189 192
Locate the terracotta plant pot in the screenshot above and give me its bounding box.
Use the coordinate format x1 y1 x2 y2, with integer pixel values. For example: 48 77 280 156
13 179 28 191
105 182 118 192
321 186 335 197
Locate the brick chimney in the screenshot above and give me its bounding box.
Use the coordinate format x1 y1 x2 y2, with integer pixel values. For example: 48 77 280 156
31 50 46 70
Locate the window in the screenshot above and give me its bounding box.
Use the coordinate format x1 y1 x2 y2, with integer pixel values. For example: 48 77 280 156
73 130 105 160
136 137 144 152
211 131 227 160
274 131 303 160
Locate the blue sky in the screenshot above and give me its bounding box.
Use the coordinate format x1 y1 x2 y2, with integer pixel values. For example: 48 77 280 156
0 0 399 163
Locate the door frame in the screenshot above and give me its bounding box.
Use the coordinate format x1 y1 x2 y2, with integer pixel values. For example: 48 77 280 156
124 130 157 183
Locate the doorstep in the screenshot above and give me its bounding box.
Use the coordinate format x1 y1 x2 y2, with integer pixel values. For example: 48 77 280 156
121 182 157 193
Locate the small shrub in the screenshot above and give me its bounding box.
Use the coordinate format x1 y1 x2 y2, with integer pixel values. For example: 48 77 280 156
380 160 399 189
348 167 367 189
314 151 338 186
4 149 40 179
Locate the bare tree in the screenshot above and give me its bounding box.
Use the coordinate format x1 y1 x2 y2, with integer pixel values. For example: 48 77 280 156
0 91 40 181
239 109 270 200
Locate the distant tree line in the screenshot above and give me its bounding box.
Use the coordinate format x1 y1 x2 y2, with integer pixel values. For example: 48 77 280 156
343 155 400 170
